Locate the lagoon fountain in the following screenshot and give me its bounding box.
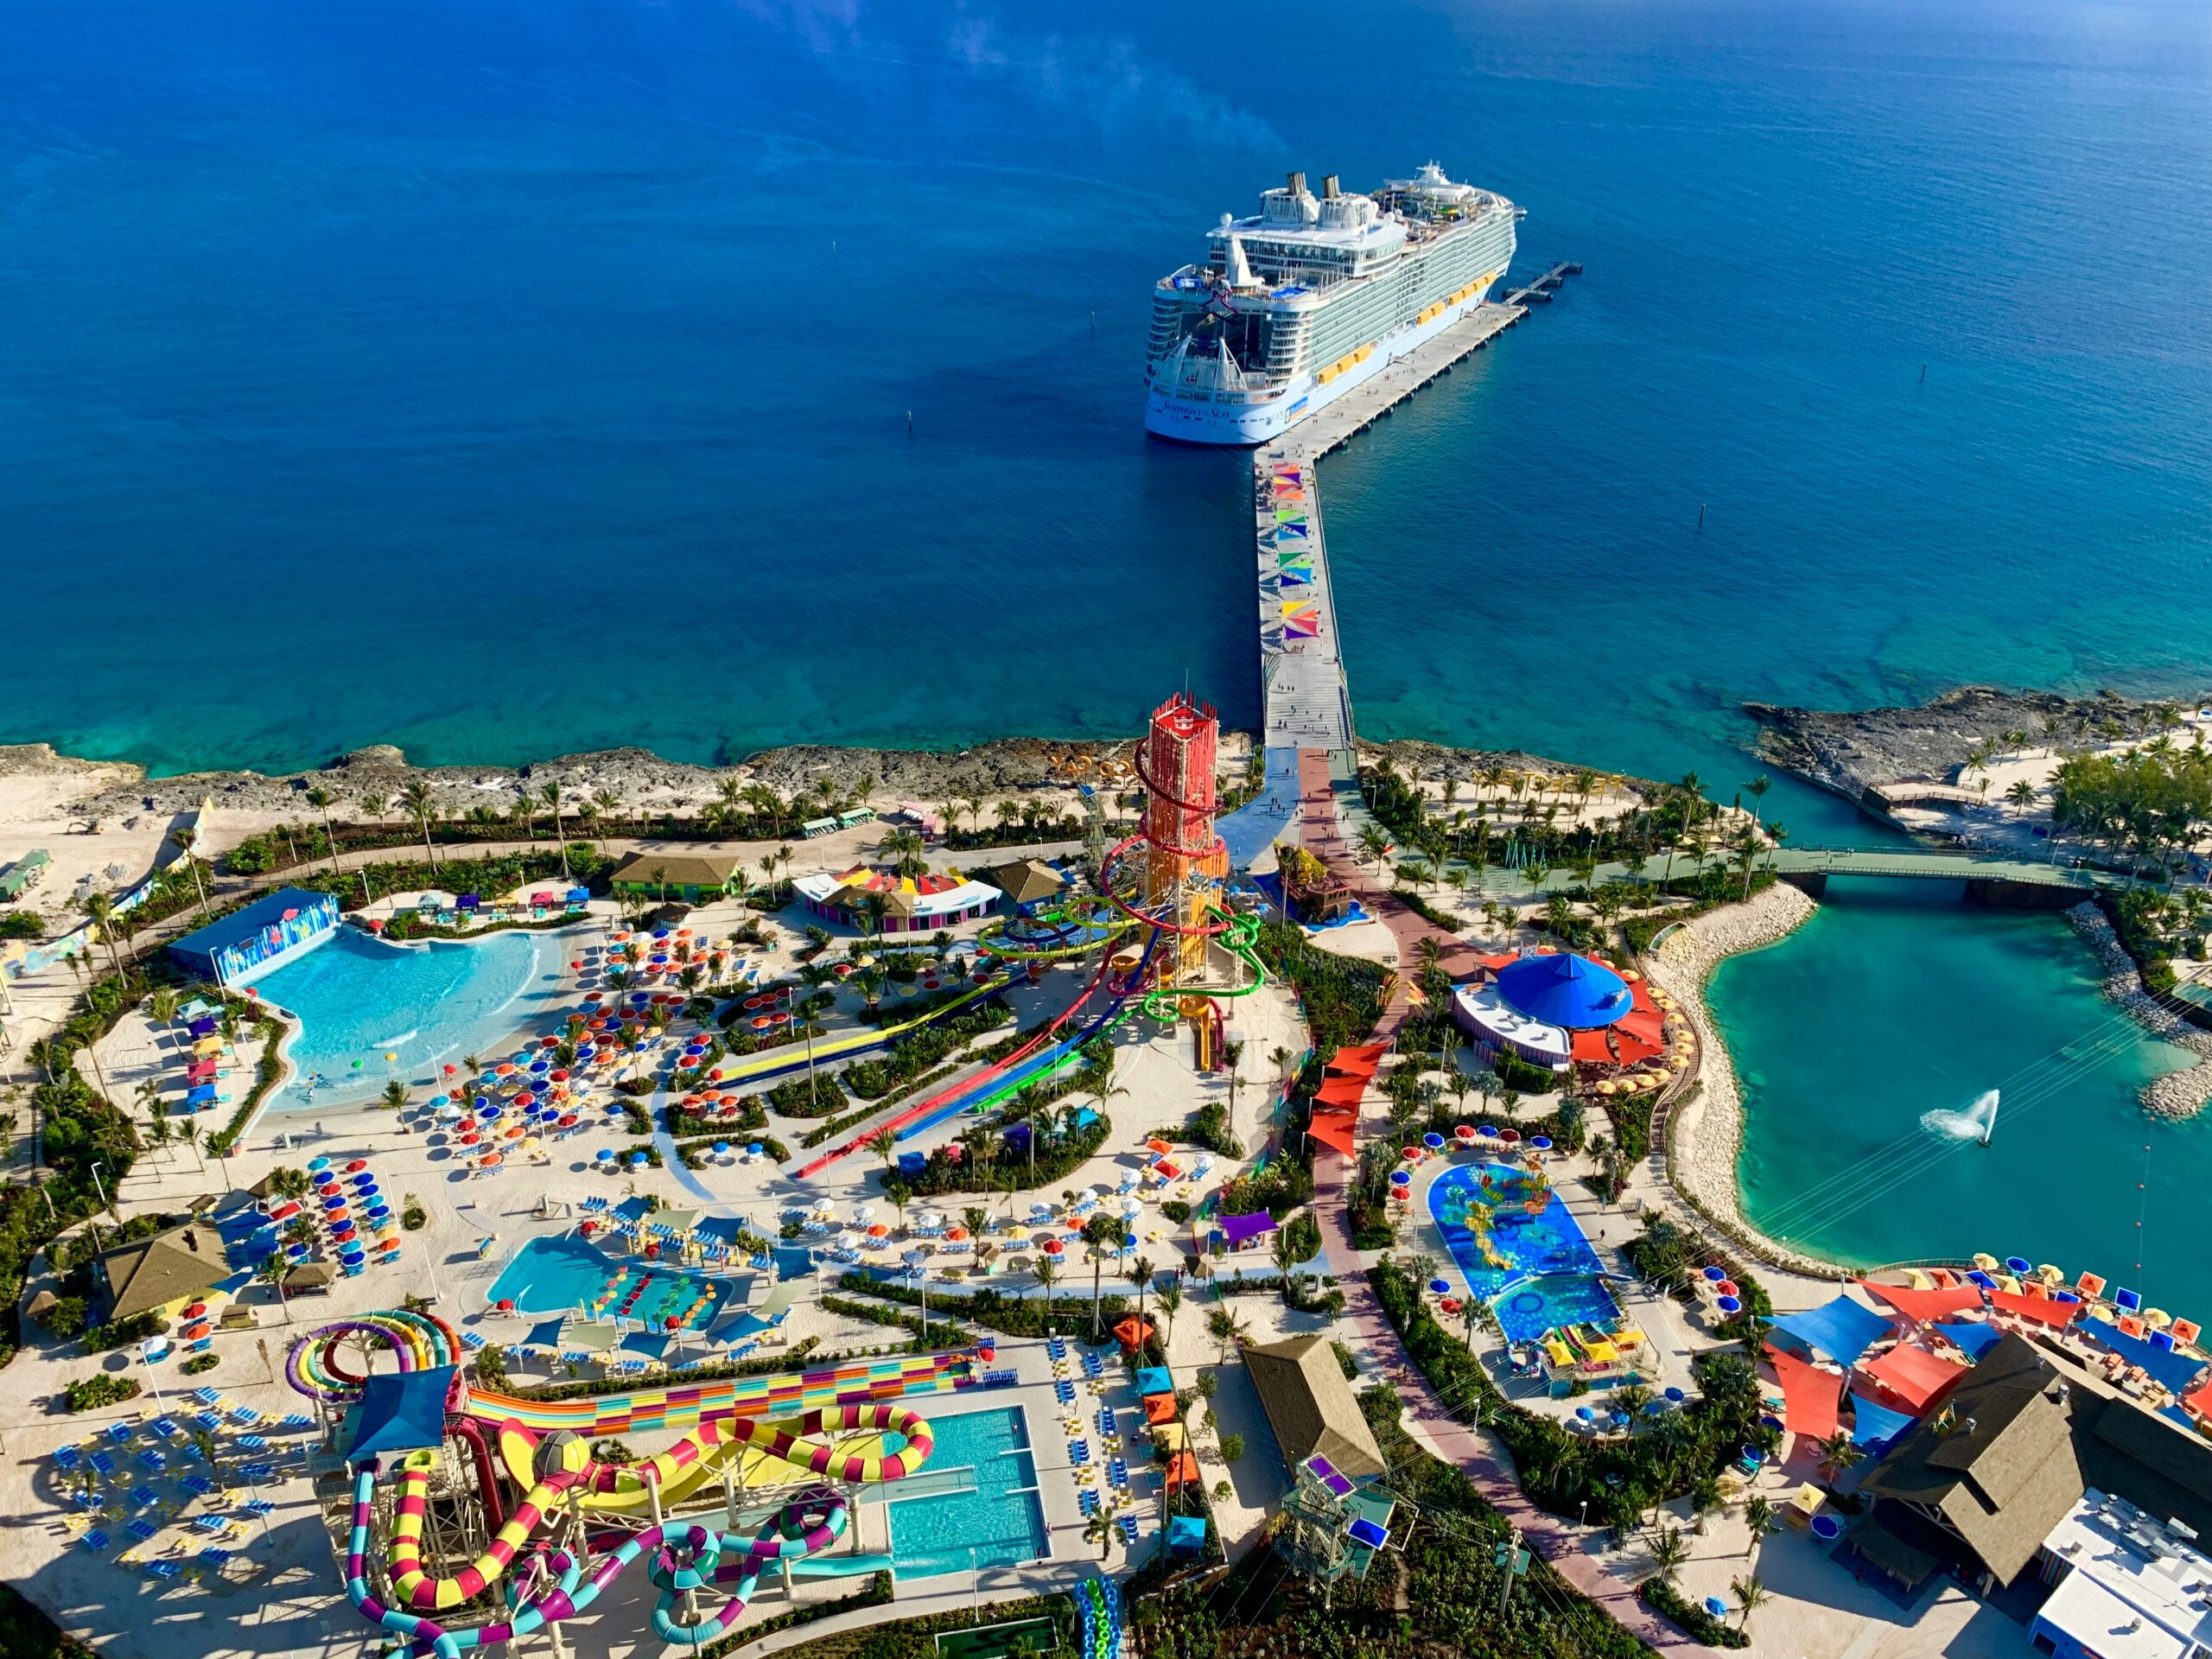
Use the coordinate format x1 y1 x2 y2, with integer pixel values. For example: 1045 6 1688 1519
1921 1089 2000 1146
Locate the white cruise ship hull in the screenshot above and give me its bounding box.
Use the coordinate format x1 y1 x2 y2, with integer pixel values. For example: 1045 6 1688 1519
1144 280 1498 447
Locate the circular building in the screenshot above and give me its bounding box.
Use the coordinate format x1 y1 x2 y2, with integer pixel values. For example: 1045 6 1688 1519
1451 949 1663 1071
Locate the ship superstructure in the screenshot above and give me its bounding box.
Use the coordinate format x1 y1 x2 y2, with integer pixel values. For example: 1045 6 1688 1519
1144 163 1518 444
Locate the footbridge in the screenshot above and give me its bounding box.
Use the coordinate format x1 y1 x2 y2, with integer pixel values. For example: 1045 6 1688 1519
1767 845 2115 903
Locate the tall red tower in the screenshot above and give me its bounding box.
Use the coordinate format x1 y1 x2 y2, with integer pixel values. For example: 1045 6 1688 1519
1141 693 1227 988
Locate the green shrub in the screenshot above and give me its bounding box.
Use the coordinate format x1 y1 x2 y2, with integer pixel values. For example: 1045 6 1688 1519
64 1374 140 1413
401 1196 429 1231
1639 1576 1750 1647
35 1295 88 1340
81 1311 165 1354
0 911 43 941
180 1353 219 1376
1218 1433 1245 1462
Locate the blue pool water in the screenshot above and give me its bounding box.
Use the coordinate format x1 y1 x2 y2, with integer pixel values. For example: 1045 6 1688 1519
1429 1163 1621 1344
252 925 576 1109
486 1234 733 1332
885 1406 1048 1581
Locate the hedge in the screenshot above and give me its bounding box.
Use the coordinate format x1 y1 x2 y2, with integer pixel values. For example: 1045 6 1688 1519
1640 1576 1750 1647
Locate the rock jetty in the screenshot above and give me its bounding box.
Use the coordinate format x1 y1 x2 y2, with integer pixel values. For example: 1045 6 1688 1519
2061 900 2212 1120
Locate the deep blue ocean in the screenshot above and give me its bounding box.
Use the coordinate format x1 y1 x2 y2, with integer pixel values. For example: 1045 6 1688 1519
6 0 2208 807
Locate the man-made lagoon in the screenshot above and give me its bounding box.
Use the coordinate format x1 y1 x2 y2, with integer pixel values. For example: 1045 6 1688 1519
1712 885 2209 1311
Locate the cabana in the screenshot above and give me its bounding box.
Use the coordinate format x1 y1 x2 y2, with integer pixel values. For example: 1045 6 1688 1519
346 1367 455 1461
1111 1315 1155 1353
1217 1211 1276 1252
1769 1293 1895 1367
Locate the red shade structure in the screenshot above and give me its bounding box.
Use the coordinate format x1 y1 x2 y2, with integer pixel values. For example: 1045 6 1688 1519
1765 1346 1842 1440
1859 1279 1985 1325
1859 1343 1968 1412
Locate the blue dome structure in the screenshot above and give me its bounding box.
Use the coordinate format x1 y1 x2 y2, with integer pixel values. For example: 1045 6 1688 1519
1494 952 1633 1030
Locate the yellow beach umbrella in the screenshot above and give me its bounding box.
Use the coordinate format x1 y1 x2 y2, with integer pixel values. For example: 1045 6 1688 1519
1972 1252 1999 1271
2037 1263 2064 1286
2145 1308 2173 1329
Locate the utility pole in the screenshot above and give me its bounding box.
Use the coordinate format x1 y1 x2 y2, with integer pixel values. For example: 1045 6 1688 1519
1495 1524 1527 1617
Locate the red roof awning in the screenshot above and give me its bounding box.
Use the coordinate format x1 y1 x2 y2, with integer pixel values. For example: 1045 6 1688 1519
1858 1280 1985 1325
1569 1029 1613 1065
1766 1346 1841 1440
1616 1008 1665 1046
1988 1288 2082 1327
1315 1077 1368 1109
1860 1344 1968 1412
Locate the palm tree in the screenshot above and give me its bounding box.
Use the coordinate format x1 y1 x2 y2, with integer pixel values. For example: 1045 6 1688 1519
1357 822 1391 870
1741 1495 1776 1557
381 1080 408 1112
1083 1214 1127 1340
1035 1257 1060 1333
1730 1574 1769 1631
1126 1255 1156 1331
400 780 440 870
83 893 127 978
540 783 570 879
1644 1523 1690 1584
867 1128 899 1172
307 786 339 869
1813 1432 1863 1481
358 791 389 832
1155 1279 1182 1356
257 1250 293 1322
1083 1510 1116 1559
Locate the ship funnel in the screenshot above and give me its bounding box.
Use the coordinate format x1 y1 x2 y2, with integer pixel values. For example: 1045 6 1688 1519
1322 174 1339 199
1287 170 1306 196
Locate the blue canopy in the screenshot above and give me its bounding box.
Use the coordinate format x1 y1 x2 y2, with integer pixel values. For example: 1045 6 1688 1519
1934 1321 2005 1360
1847 1392 1918 1449
522 1318 567 1352
620 1333 671 1361
1495 953 1633 1030
1167 1515 1210 1554
346 1366 454 1461
1769 1294 1893 1366
2082 1319 2210 1395
1135 1366 1173 1397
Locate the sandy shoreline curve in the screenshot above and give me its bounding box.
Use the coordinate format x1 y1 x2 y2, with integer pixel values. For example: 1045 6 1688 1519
1640 881 1838 1275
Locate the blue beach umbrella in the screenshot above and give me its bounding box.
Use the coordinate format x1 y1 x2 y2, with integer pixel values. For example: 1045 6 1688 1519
1704 1598 1728 1619
713 1142 730 1157
629 1152 649 1168
746 1142 763 1158
1423 1133 1445 1151
1530 1135 1553 1150
1664 1387 1685 1402
1389 1170 1411 1187
1575 1407 1595 1422
1703 1266 1726 1281
2005 1255 2033 1274
1428 1279 1451 1296
1478 1125 1498 1139
1716 1296 1742 1314
596 1149 615 1165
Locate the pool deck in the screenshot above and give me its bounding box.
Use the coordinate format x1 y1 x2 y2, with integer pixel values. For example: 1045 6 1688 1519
1404 1147 1707 1422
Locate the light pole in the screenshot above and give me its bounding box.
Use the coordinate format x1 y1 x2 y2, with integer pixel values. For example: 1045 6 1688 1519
90 1160 111 1217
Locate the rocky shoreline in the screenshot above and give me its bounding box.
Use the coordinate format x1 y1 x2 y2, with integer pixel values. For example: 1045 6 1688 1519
1743 684 2203 815
2060 900 2212 1120
1641 882 1834 1275
0 731 1633 828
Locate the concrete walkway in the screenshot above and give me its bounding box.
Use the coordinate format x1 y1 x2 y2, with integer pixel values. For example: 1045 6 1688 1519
1290 743 1692 1651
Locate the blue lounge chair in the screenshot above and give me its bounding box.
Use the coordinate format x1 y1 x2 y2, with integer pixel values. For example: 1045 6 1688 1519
81 1530 111 1554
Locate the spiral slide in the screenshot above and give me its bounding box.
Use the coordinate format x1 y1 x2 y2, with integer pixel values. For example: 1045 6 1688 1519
304 1319 963 1656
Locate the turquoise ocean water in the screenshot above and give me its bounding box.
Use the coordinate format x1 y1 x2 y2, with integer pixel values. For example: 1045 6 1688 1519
1709 884 2212 1310
7 0 2212 1276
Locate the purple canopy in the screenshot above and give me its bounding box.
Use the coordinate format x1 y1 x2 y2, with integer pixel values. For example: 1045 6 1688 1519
1218 1211 1278 1247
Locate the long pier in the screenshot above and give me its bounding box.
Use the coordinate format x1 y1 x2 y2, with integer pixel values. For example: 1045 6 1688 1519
1219 268 1581 865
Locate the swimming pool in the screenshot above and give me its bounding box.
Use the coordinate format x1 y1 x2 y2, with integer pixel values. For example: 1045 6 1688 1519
884 1405 1048 1580
1428 1162 1622 1344
487 1234 734 1332
252 924 579 1109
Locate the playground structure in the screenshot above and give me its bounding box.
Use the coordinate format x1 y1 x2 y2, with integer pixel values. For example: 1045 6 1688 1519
797 691 1266 1180
296 1310 978 1656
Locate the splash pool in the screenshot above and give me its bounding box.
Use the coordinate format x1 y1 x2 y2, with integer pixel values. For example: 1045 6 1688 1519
487 1234 734 1332
252 924 580 1109
1428 1162 1621 1344
884 1406 1047 1580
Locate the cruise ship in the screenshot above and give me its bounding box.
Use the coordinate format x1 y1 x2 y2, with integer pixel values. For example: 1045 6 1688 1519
1144 163 1519 445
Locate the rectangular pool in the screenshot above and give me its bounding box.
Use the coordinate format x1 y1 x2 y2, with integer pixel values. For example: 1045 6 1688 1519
885 1405 1049 1581
487 1233 734 1332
